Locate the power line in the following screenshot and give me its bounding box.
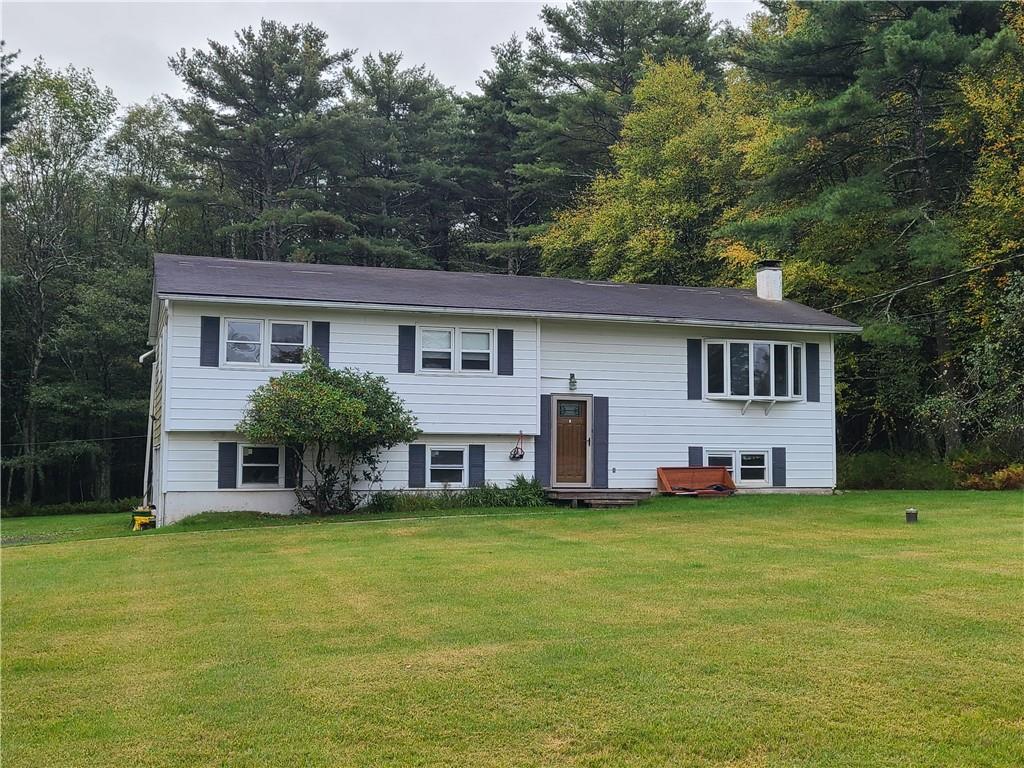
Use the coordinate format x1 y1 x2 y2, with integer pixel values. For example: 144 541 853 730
1 434 147 449
824 252 1024 311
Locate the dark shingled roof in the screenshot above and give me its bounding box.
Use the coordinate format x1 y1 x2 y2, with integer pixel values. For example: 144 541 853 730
153 253 860 332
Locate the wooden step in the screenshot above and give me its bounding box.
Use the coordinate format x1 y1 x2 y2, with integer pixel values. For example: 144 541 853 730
544 488 653 508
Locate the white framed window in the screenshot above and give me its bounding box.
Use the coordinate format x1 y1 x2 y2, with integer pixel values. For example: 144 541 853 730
428 446 466 487
222 319 309 367
420 328 454 370
239 445 283 487
705 452 735 477
269 321 306 365
418 326 496 374
224 319 264 365
460 329 493 372
705 340 804 401
707 342 726 395
739 451 768 484
704 449 770 486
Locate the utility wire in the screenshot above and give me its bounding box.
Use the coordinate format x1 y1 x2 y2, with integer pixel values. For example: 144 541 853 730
1 434 147 448
824 252 1023 311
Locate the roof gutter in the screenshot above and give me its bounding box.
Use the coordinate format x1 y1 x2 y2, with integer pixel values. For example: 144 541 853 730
156 293 862 334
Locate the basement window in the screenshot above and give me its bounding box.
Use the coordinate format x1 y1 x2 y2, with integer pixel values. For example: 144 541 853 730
240 445 283 487
429 447 466 487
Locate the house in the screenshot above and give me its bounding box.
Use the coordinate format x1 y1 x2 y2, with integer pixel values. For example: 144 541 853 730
143 253 860 525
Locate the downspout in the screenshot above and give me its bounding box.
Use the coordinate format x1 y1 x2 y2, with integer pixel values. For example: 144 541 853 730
140 347 156 506
158 299 172 526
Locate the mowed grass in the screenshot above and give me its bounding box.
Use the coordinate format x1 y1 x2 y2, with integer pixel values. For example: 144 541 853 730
2 491 1022 767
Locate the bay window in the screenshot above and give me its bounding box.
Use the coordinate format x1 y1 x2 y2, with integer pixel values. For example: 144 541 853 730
706 339 804 400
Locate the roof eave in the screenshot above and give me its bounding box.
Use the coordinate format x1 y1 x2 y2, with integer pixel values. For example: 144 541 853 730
157 292 862 334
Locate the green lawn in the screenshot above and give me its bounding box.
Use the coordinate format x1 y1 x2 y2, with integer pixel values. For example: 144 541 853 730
2 491 1021 767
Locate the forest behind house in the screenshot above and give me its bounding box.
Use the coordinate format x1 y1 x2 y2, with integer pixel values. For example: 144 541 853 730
2 1 1022 506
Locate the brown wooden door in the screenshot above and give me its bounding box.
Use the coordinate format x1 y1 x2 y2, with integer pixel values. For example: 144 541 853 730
555 399 588 484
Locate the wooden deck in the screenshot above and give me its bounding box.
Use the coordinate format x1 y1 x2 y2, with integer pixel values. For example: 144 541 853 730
545 488 654 508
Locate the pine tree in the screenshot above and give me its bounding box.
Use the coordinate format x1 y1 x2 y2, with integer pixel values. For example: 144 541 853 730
729 1 1008 456
458 38 542 275
1 43 27 144
516 0 720 212
534 59 744 284
333 52 462 269
169 20 354 261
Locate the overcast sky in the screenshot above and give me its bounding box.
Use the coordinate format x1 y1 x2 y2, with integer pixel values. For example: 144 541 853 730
2 1 759 106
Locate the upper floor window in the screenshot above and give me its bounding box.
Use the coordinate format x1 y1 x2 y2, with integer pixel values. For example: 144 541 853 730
460 330 492 371
223 319 307 367
270 322 306 364
419 327 494 373
705 340 803 400
225 319 263 364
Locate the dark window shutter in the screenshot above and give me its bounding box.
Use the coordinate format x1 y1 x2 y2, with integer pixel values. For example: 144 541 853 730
806 343 820 402
398 325 416 373
593 396 609 488
468 444 486 487
285 446 303 489
687 339 702 399
535 395 551 487
688 446 704 467
311 322 330 365
497 329 514 375
408 444 426 488
772 447 787 487
200 316 220 367
218 442 237 488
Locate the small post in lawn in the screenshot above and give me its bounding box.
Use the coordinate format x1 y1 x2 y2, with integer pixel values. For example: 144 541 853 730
905 507 918 523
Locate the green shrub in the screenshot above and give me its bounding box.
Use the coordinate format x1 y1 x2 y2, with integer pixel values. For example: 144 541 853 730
838 452 955 490
957 463 1024 490
1 497 141 519
362 475 547 515
949 445 1024 489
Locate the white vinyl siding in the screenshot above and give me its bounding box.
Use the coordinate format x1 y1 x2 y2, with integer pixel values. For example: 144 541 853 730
166 302 538 435
540 320 836 489
163 436 532 501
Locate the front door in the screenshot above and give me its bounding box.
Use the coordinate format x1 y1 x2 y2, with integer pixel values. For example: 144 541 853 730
555 398 589 485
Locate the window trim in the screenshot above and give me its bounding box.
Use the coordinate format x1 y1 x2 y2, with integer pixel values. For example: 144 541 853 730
427 444 467 488
459 328 494 373
703 339 804 402
222 317 265 367
268 320 308 367
737 450 770 486
221 318 310 369
704 448 771 487
238 444 285 489
417 325 496 375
